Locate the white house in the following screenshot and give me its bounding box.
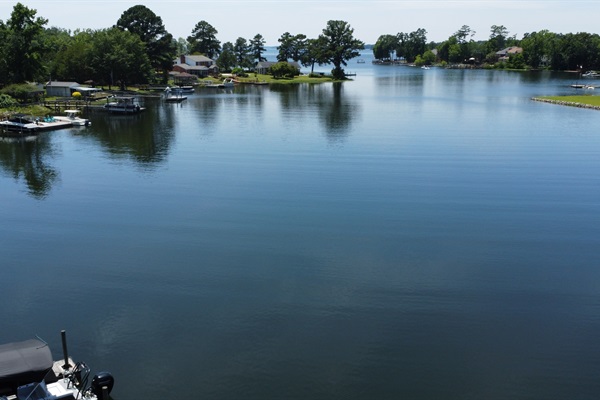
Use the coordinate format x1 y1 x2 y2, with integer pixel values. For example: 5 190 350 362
173 55 218 77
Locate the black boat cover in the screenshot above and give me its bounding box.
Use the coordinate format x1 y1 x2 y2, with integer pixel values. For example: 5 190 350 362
0 339 53 392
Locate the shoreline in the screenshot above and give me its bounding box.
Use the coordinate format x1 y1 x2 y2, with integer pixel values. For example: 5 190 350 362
532 96 600 110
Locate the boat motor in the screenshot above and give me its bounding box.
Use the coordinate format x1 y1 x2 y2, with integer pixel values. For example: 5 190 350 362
91 371 114 398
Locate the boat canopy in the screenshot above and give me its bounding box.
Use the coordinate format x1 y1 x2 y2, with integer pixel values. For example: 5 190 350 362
0 339 53 391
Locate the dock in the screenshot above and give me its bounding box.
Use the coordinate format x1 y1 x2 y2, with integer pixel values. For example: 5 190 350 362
1 118 74 138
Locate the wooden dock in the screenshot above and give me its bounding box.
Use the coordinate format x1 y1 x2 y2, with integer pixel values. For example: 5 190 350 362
42 99 92 112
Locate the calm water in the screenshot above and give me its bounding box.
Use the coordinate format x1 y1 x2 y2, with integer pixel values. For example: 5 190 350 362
2 55 600 400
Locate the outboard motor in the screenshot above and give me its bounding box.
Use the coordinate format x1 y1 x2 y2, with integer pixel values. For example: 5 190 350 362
91 372 114 398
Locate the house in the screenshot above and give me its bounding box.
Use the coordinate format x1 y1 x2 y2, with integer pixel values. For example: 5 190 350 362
255 61 301 75
496 46 523 62
173 55 218 77
45 81 79 97
45 81 101 98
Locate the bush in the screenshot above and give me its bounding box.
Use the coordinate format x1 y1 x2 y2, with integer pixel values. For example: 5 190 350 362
1 83 42 103
0 94 19 108
232 67 248 77
271 62 300 79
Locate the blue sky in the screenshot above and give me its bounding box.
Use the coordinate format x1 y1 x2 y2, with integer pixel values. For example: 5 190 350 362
1 0 597 45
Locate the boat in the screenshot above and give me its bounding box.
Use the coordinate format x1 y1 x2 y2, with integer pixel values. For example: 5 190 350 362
582 70 600 77
205 78 235 89
178 85 195 93
0 114 40 134
0 330 114 400
53 110 91 126
357 59 365 64
104 96 144 114
164 87 187 103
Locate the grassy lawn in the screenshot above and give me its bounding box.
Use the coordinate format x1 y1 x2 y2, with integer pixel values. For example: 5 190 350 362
535 95 600 107
200 73 335 85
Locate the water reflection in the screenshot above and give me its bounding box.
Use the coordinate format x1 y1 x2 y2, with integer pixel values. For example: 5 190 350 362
272 83 360 140
85 98 175 165
318 82 359 141
0 135 58 199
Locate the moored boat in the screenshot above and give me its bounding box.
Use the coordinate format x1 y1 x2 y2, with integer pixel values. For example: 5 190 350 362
178 85 195 93
0 114 40 134
104 96 144 114
204 78 235 89
53 110 91 126
164 87 188 103
0 330 114 400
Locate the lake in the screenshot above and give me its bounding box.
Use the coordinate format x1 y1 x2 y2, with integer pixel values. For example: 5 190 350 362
1 55 600 400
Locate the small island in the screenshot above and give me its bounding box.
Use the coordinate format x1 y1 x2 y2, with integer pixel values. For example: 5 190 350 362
532 95 600 110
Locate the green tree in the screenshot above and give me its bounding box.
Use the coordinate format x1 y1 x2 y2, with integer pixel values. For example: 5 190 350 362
487 25 508 53
422 49 436 65
40 27 72 80
319 20 364 80
249 33 266 63
217 42 236 72
52 29 94 82
373 34 397 60
277 32 294 61
187 20 221 58
561 32 600 70
116 5 177 83
89 28 151 89
290 34 307 61
393 30 427 63
277 33 307 62
301 37 328 74
233 37 251 68
506 52 526 69
0 2 48 84
408 28 428 62
175 37 189 55
521 30 555 69
437 25 475 63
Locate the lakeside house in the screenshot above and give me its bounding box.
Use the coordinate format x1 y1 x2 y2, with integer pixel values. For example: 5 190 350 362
496 46 523 62
172 55 219 78
255 61 302 75
45 81 101 98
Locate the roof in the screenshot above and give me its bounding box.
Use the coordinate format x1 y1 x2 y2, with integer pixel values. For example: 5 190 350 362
73 87 101 93
184 54 213 63
174 64 209 72
46 81 79 88
496 46 523 56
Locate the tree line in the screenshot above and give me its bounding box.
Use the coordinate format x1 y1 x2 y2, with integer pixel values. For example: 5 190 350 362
374 24 600 71
0 2 364 90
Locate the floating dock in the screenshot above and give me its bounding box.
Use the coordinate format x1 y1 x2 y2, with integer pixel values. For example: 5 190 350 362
0 118 74 138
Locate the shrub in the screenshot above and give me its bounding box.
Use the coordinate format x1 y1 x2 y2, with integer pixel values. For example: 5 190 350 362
271 62 300 79
0 94 19 108
232 67 248 77
1 83 41 103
